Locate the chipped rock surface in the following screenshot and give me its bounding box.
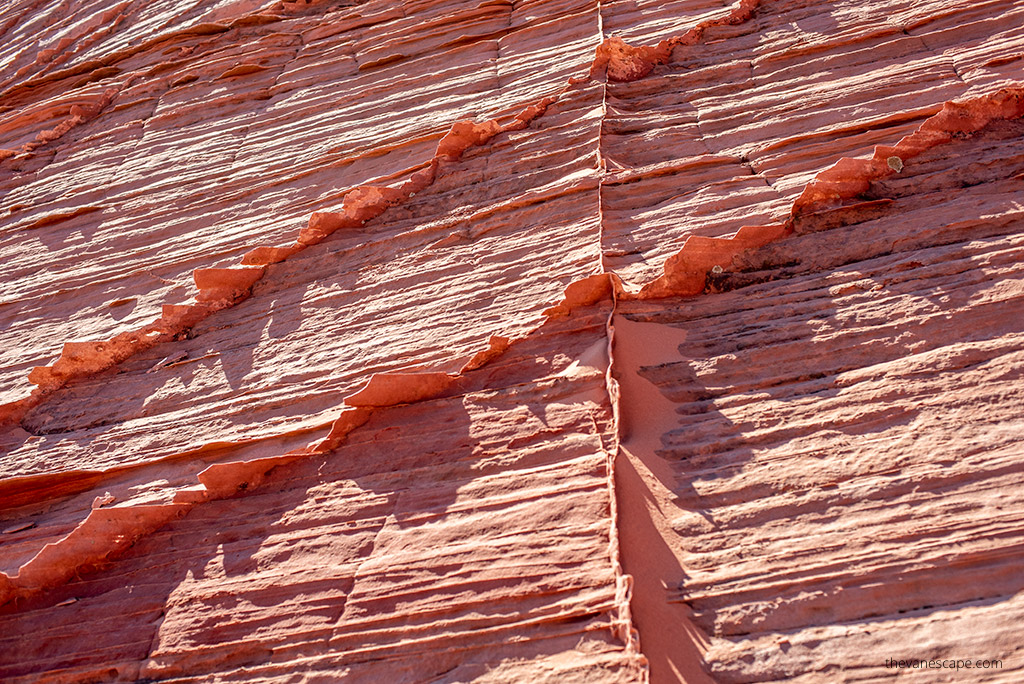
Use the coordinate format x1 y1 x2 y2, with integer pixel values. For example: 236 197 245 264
1 0 1023 682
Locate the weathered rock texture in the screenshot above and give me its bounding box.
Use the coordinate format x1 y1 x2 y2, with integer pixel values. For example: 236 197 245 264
1 0 1022 682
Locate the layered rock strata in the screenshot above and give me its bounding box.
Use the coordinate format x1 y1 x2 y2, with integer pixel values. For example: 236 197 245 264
2 0 1023 682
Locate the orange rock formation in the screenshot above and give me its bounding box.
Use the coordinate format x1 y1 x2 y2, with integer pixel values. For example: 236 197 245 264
2 0 1023 682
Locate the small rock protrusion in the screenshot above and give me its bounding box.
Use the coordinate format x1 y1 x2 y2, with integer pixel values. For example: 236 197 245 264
92 492 116 509
887 156 904 173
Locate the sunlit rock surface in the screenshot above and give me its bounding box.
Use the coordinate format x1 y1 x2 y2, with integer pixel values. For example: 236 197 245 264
1 0 1022 682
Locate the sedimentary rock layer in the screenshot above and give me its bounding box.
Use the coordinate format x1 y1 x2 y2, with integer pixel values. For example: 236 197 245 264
615 116 1024 682
2 308 648 682
2 0 1023 682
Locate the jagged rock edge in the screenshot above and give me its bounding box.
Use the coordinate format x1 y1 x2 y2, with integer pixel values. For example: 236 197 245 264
0 0 787 641
590 0 760 82
0 84 577 427
0 0 765 426
0 271 623 609
600 287 645 661
635 84 1024 299
3 1 1016 620
0 0 762 635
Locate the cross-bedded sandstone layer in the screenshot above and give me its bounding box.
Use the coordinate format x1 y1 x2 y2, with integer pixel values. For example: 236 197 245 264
2 0 1023 682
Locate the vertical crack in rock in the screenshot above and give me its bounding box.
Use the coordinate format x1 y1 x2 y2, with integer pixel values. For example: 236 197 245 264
595 2 768 679
586 4 1024 682
0 275 623 608
594 0 646 669
3 2 1024 680
607 312 717 684
1 0 767 429
2 293 645 679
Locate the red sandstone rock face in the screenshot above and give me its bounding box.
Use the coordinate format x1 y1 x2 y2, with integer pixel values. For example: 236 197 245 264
2 0 1023 682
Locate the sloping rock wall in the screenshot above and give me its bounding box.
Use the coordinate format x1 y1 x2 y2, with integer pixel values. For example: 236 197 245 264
1 0 1022 682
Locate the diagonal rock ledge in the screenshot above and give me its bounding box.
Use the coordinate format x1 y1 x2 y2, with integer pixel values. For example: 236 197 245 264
3 2 1023 681
0 278 625 608
637 85 1024 298
0 0 767 430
